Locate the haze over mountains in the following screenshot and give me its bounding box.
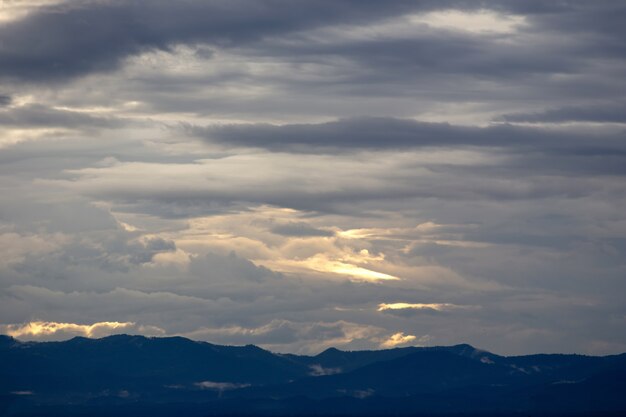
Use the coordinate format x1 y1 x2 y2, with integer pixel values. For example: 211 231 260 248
2 334 625 416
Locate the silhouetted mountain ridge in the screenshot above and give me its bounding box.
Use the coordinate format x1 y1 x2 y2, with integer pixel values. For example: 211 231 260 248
1 334 624 416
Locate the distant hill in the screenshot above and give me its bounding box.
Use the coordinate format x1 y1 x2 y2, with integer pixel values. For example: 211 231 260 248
1 334 625 416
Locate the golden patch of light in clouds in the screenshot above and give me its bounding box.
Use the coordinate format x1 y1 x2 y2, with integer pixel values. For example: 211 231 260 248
380 332 417 348
338 222 487 249
150 248 192 267
2 321 165 340
317 260 399 282
104 204 490 289
302 251 398 282
141 206 404 283
378 302 462 312
337 222 441 240
262 253 399 283
109 206 480 285
0 127 77 149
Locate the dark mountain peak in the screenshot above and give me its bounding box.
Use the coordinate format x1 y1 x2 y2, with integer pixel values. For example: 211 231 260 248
448 343 480 355
317 347 343 357
445 343 500 361
243 343 264 351
151 335 203 346
0 334 19 348
451 342 477 350
65 336 91 344
2 335 626 415
225 343 274 358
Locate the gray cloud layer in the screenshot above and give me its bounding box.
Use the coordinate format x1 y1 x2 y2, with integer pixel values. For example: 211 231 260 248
502 103 626 124
191 117 626 152
1 0 625 355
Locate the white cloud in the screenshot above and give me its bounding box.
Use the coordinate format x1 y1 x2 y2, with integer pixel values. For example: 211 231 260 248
195 381 250 391
309 364 342 376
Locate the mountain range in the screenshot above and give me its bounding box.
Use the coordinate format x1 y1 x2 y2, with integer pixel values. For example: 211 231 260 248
1 334 625 416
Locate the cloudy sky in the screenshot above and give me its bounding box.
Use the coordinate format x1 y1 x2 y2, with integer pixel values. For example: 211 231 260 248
1 0 625 355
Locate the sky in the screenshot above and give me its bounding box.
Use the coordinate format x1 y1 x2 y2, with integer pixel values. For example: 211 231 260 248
1 0 625 355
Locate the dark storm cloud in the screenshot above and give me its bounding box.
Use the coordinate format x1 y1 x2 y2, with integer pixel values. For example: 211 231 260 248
0 0 421 82
189 117 626 154
5 0 622 84
243 34 575 84
190 118 505 150
519 1 626 41
0 95 12 106
502 103 626 124
225 2 625 102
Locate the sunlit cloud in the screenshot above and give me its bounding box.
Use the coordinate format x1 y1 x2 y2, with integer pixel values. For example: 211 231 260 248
410 10 527 34
329 264 398 281
380 332 417 348
338 222 443 240
0 0 67 23
110 206 468 287
337 223 486 249
2 321 165 340
117 220 140 232
378 303 467 312
0 232 66 266
308 257 399 282
263 253 399 282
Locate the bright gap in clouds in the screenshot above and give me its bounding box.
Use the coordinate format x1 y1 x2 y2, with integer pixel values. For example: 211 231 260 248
410 9 527 34
380 332 417 348
2 321 166 341
0 0 66 22
378 303 462 312
321 261 399 282
266 252 400 283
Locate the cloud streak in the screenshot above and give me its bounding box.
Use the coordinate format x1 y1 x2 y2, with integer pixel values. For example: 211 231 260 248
189 117 626 156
